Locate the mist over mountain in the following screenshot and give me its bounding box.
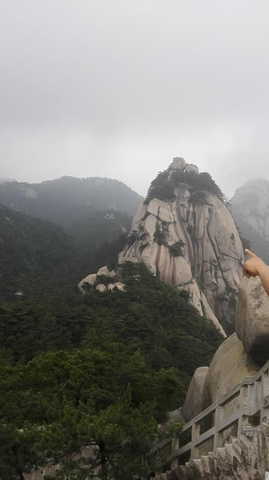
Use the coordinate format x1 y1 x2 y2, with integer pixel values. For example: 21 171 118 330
0 176 142 228
230 178 269 263
0 178 14 184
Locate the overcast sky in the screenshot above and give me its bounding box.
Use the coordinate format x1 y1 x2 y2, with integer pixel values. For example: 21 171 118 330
1 0 269 198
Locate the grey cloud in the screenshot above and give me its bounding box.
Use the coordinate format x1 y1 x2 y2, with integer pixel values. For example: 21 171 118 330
1 0 269 197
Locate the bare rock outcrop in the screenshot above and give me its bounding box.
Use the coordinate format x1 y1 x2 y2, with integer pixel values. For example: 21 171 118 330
181 332 260 423
236 276 269 364
119 161 243 331
78 266 125 293
201 333 260 410
171 157 186 170
185 163 199 174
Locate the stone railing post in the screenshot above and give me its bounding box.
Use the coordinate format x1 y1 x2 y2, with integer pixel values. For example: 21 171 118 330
238 384 252 440
261 367 269 425
213 405 223 450
170 436 179 468
191 421 200 459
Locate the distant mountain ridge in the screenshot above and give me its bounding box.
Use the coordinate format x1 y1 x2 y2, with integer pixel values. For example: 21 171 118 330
0 176 142 228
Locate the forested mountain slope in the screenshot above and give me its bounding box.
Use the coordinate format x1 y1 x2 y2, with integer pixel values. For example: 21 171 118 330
0 262 223 479
0 176 142 229
0 203 130 302
0 205 77 300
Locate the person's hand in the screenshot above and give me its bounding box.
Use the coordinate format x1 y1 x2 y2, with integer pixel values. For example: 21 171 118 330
243 249 267 278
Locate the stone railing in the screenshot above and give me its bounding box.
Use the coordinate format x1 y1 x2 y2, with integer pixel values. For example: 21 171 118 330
152 359 269 472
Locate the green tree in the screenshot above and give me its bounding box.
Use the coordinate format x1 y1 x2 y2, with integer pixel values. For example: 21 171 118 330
0 335 180 480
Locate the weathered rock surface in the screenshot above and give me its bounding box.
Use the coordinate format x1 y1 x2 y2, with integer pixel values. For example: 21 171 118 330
202 333 260 409
78 273 97 291
158 408 184 435
107 282 125 291
78 266 125 293
185 164 199 174
118 167 243 331
96 283 106 292
172 157 186 170
181 367 209 422
236 276 269 364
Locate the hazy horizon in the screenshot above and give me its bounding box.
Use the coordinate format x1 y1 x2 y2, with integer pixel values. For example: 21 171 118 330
1 162 268 201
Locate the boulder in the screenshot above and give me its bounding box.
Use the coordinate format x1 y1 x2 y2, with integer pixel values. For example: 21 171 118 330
96 284 107 292
97 266 110 276
185 163 199 174
107 282 125 291
171 157 186 170
202 333 260 409
236 276 269 364
78 273 97 292
181 367 209 422
158 408 184 434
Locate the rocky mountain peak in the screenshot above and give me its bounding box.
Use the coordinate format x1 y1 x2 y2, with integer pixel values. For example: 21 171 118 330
81 160 244 334
169 157 199 174
120 161 243 332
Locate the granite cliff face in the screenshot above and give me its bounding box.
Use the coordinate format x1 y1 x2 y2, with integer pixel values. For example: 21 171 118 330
231 178 269 263
118 159 244 332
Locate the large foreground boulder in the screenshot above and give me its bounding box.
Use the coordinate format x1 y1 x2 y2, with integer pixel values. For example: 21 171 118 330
202 333 260 409
236 276 269 364
182 333 260 420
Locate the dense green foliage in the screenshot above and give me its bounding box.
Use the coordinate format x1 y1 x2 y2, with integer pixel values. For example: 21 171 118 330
0 261 222 479
0 337 176 480
66 210 131 250
145 169 225 204
0 263 222 378
0 206 76 301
